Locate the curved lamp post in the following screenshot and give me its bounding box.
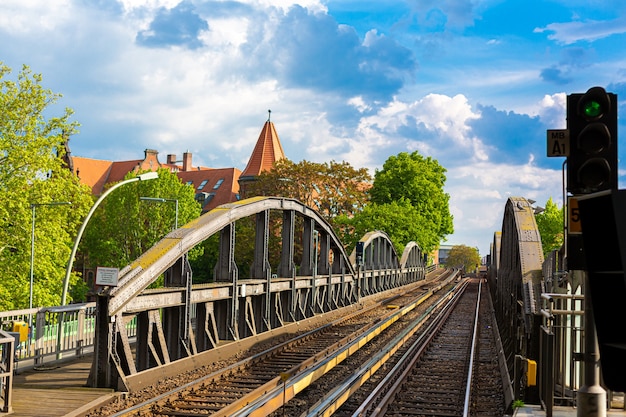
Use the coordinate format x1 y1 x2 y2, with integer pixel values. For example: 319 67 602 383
139 197 179 230
61 171 158 306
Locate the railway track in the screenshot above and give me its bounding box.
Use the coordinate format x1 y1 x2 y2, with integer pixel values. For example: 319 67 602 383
89 269 459 417
337 279 506 417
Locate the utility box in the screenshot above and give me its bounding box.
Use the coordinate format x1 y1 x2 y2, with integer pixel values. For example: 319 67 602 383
11 321 28 343
526 359 537 386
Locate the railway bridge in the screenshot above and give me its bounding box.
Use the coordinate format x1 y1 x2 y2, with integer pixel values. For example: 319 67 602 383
90 196 426 390
1 195 606 416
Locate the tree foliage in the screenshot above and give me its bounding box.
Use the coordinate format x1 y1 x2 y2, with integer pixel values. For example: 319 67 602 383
365 151 453 253
245 158 371 223
0 63 92 310
335 199 427 255
81 168 202 278
445 244 481 272
535 197 563 257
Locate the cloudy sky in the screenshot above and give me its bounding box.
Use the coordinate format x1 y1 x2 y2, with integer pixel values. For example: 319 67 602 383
2 0 625 256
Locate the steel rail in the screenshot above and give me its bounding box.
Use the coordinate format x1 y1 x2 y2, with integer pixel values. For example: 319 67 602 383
463 279 483 417
105 275 443 417
300 273 466 417
216 281 452 417
348 277 471 417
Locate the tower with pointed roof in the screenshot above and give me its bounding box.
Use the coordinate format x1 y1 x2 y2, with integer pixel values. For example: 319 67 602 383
238 110 286 196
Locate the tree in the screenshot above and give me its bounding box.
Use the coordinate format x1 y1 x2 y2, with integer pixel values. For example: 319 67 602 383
535 197 563 257
0 63 92 310
335 199 435 255
369 151 453 251
245 158 371 223
81 168 202 284
445 244 481 272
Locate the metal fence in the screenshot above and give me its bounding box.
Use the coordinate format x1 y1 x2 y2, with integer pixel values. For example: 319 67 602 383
0 302 131 369
540 292 585 408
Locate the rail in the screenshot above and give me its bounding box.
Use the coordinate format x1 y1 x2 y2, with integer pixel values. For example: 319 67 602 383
463 279 483 416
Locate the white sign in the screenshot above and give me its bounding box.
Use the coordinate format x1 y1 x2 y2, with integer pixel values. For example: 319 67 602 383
547 129 569 157
96 267 120 286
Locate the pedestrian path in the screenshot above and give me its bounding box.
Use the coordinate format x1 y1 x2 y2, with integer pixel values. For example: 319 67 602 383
6 355 116 417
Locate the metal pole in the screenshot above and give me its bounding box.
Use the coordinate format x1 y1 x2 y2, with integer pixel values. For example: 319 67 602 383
577 271 606 417
57 172 157 360
62 171 158 306
29 205 36 313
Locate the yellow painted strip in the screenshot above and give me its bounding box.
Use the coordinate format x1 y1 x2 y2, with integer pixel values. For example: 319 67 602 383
130 238 180 270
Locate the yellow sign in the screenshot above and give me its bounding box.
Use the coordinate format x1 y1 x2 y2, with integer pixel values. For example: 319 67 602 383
568 197 582 234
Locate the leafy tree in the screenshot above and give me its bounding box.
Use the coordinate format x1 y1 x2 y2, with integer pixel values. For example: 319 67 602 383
335 199 435 255
535 197 564 257
81 168 202 284
368 151 453 250
0 63 92 310
445 244 481 272
245 158 371 223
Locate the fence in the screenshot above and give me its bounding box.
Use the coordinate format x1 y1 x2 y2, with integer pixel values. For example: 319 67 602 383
0 302 137 369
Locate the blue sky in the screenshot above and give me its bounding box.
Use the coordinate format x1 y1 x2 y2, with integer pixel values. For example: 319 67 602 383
2 0 626 256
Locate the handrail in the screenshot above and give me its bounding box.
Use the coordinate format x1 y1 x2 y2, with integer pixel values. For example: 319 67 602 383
0 330 16 413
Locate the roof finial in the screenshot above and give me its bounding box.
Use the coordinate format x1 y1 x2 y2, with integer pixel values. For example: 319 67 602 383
268 109 271 122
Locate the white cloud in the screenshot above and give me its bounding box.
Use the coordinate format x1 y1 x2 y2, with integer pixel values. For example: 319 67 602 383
535 17 626 44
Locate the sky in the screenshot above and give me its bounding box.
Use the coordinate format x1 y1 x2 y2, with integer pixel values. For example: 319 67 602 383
2 0 626 257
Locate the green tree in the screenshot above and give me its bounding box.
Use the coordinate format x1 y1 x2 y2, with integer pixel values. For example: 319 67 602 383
245 158 371 223
81 168 202 281
535 197 564 257
0 63 92 310
368 151 453 250
335 199 434 255
445 244 481 272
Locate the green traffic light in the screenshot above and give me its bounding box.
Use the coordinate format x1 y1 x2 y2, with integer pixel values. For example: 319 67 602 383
582 99 603 118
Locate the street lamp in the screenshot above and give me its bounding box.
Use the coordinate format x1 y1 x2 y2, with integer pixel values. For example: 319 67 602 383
139 197 179 230
29 202 71 312
61 171 158 306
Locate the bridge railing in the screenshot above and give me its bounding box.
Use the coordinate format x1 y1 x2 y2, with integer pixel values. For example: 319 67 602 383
0 302 120 370
0 329 16 413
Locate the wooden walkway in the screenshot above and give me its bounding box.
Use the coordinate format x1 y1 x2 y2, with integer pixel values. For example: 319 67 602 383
6 356 116 417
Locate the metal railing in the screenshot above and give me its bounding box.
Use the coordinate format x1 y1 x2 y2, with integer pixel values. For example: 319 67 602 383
0 330 16 413
0 302 137 370
540 292 585 409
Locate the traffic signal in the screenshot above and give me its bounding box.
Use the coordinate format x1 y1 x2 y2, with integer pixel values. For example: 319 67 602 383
566 87 618 195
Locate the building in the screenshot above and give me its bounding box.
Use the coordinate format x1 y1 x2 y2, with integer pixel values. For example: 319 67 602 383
65 115 285 212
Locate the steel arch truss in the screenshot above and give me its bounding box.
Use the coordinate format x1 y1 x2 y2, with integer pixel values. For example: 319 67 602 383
488 197 544 383
90 197 425 389
349 231 425 296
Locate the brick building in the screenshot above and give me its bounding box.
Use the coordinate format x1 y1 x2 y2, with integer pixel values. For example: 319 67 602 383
65 116 285 212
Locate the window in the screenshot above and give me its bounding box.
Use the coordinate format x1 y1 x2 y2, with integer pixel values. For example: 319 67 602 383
213 178 224 189
197 179 209 190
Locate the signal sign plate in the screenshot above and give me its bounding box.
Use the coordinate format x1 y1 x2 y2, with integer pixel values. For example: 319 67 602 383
547 129 569 157
568 197 582 234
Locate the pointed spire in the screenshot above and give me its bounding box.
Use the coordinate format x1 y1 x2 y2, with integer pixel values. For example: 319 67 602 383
240 114 285 178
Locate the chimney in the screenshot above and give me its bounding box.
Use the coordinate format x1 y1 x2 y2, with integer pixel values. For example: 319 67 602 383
167 154 177 164
183 151 192 171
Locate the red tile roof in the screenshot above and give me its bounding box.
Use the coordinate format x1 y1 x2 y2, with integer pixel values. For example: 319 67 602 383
177 167 242 211
69 119 284 212
240 120 285 178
